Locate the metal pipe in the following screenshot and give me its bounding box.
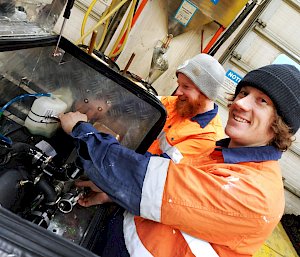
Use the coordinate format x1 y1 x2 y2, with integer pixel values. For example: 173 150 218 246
122 52 136 75
200 29 204 53
88 30 98 55
162 34 173 49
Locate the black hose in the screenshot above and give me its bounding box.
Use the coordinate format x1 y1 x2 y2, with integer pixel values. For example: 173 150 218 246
209 1 258 56
0 142 33 167
35 176 57 204
0 167 30 211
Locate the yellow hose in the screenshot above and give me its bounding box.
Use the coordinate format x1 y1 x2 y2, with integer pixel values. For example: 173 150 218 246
108 0 137 58
76 0 129 45
107 8 131 56
81 0 98 44
108 16 131 57
111 0 135 57
95 0 117 50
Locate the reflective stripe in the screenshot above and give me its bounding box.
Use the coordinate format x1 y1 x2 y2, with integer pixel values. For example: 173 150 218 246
158 132 183 163
123 213 219 257
140 157 170 221
123 212 153 257
165 146 183 164
181 232 219 257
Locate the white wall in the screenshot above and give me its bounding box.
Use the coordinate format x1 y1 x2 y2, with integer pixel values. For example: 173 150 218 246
113 0 221 95
54 0 223 95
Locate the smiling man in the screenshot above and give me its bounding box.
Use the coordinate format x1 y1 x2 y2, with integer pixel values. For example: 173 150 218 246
148 53 226 163
59 64 300 257
226 86 276 147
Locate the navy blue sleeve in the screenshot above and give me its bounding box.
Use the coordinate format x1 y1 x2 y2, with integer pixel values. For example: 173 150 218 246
71 122 150 215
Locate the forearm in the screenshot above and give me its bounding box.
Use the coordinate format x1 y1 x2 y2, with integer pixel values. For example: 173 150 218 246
71 122 150 215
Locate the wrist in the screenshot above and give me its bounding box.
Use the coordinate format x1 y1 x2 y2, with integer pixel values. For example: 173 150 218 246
72 121 87 133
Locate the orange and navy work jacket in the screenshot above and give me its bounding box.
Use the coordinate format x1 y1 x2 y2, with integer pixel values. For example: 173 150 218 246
148 96 224 163
72 123 285 257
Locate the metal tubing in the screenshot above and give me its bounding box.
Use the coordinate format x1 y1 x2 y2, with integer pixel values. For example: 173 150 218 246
88 30 98 55
122 52 136 74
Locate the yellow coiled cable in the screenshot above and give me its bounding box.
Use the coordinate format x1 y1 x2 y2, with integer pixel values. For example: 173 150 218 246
76 0 129 46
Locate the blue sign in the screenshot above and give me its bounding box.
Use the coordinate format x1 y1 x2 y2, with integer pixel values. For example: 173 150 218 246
226 69 243 84
273 54 300 71
211 0 220 4
174 0 198 27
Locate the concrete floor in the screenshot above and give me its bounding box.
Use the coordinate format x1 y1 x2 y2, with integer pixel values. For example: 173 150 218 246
254 222 298 257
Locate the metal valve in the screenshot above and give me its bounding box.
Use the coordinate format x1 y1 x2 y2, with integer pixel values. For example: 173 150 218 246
57 188 84 213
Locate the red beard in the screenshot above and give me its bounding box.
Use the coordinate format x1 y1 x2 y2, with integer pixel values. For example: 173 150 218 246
175 97 200 118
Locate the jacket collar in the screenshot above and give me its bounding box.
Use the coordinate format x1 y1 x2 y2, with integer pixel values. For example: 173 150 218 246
191 103 218 128
216 138 282 163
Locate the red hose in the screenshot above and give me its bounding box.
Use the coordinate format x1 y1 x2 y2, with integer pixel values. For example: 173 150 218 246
202 25 225 54
112 0 149 55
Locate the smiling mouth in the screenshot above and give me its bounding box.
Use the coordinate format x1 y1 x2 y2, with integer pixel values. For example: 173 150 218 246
233 114 250 123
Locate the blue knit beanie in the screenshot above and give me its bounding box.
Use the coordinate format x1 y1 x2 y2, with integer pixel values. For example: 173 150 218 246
234 64 300 134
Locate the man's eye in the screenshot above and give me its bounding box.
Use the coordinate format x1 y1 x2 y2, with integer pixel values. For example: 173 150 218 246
261 98 268 104
239 90 247 96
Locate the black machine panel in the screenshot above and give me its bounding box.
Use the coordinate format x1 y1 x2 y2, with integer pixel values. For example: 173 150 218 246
0 35 166 256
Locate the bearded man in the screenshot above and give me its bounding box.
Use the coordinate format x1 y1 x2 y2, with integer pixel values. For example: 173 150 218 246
147 53 226 163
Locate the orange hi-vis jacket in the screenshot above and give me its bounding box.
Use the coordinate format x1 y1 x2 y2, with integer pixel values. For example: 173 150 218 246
148 96 224 163
72 123 285 257
131 140 285 257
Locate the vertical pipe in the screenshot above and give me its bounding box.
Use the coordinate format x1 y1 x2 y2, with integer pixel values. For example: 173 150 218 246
202 25 225 54
122 52 136 74
88 30 98 55
200 29 204 53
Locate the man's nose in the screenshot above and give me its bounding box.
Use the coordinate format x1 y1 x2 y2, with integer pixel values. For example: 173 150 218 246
235 95 253 111
174 87 183 96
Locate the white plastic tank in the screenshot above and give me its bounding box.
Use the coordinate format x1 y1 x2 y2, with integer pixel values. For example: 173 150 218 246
24 96 67 138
